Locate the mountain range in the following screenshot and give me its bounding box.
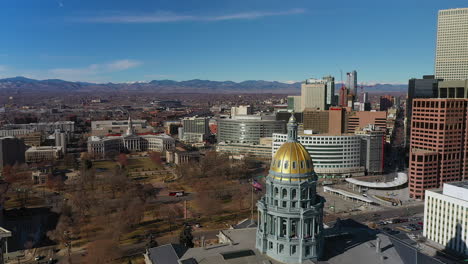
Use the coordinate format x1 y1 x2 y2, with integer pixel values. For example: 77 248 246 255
0 76 407 94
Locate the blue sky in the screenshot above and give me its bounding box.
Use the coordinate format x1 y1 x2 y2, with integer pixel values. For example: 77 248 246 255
0 0 467 84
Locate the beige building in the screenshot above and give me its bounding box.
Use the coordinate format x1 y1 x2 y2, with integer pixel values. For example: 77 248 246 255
435 8 468 80
301 78 327 111
25 146 63 163
91 119 153 136
438 80 468 98
166 147 200 165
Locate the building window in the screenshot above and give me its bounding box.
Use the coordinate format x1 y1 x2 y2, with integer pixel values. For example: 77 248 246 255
291 245 297 255
282 189 288 198
269 241 273 249
279 244 284 253
292 189 297 199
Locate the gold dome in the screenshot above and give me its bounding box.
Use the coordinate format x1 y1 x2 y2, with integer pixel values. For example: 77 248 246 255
270 142 314 175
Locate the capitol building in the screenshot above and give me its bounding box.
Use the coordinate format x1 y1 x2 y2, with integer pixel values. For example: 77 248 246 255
256 113 325 262
87 117 175 159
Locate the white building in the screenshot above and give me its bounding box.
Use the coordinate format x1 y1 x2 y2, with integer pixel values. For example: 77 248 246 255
272 133 365 178
424 181 468 256
88 117 175 159
435 8 468 80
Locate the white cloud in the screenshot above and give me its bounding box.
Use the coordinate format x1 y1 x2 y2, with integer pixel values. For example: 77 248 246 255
48 59 141 81
106 59 141 71
76 8 306 23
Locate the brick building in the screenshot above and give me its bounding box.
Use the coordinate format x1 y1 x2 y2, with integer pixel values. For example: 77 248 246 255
409 99 468 199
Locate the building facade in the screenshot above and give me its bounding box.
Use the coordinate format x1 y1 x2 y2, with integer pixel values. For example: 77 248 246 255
25 146 63 163
346 70 358 97
301 78 335 112
379 95 394 111
424 181 468 256
217 115 286 145
180 116 210 143
346 111 387 133
409 99 468 199
355 125 386 174
287 96 302 113
439 80 468 99
88 118 175 159
273 134 364 178
0 137 26 169
91 119 153 136
435 8 468 80
2 121 75 134
256 113 325 263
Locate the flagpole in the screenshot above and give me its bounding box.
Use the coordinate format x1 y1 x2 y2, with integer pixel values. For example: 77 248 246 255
251 174 254 220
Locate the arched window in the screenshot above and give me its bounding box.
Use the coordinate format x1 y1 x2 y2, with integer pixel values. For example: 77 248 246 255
274 187 279 197
291 189 297 199
282 188 287 198
284 160 289 170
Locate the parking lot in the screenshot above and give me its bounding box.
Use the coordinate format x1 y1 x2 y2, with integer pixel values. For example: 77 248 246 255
376 214 424 239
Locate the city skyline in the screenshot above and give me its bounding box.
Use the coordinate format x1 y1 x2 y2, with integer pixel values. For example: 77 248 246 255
1 0 467 83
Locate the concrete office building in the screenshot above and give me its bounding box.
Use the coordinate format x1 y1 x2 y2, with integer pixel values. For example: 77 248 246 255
406 75 442 146
438 80 468 98
54 130 67 154
231 105 253 117
346 111 387 133
257 114 325 262
2 121 75 134
300 78 329 111
273 133 363 178
346 71 358 97
25 146 63 163
435 8 468 80
218 115 286 145
287 96 302 113
0 129 35 137
424 181 468 256
355 125 386 174
302 108 386 136
302 110 330 134
409 99 468 199
91 119 153 136
216 137 273 159
180 116 210 143
323 75 335 106
0 137 26 169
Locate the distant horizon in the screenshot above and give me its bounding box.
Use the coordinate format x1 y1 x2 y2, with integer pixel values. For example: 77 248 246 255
0 75 408 86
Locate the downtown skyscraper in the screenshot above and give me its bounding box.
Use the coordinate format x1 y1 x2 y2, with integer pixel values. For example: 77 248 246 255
435 8 468 80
